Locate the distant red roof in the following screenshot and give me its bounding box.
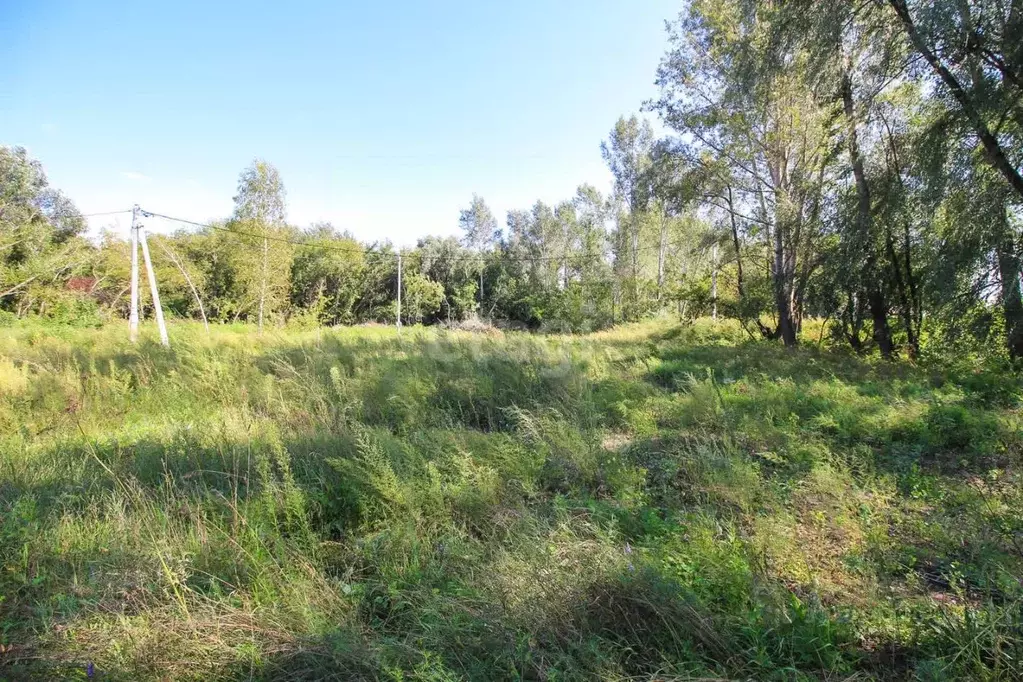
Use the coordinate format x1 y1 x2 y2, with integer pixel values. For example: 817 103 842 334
66 276 97 293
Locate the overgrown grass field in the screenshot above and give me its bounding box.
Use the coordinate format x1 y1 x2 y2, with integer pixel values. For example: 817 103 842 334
1 320 1021 680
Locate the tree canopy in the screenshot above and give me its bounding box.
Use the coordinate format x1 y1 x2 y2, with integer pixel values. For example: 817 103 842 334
2 1 1021 361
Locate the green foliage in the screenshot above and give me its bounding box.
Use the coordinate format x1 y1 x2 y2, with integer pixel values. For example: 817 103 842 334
289 224 367 325
4 1 1023 354
401 272 444 325
40 294 104 328
0 145 712 335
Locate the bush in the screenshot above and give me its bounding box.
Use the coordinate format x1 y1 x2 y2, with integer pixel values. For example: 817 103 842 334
42 294 104 327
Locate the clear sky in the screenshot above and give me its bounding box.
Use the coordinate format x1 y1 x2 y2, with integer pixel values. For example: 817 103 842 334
1 0 678 245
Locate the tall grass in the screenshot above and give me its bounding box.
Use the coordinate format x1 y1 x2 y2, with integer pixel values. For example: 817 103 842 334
0 319 1021 680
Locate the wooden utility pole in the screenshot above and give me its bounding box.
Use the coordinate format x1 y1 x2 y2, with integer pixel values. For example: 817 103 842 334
396 250 403 332
129 205 140 342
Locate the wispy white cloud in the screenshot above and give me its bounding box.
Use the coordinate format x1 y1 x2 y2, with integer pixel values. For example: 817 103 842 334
120 171 151 182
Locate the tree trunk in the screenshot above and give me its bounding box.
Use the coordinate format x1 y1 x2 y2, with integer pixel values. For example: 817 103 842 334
727 186 745 301
258 236 268 333
903 215 922 353
657 211 667 302
711 243 718 320
631 215 640 316
888 0 1023 202
842 69 894 358
727 185 773 338
867 289 894 357
880 110 922 358
844 291 865 353
773 220 798 347
883 224 918 358
996 217 1023 360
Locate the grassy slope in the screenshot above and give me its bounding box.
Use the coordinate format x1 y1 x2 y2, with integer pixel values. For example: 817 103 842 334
0 319 1021 681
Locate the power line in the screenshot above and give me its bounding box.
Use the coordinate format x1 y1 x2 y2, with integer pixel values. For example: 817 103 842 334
141 209 391 257
140 207 707 266
81 209 133 218
148 223 399 264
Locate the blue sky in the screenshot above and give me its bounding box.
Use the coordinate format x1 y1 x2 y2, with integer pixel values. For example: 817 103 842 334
1 0 678 245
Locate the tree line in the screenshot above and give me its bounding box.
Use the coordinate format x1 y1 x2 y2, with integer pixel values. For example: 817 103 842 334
2 0 1021 359
648 0 1023 360
0 148 713 334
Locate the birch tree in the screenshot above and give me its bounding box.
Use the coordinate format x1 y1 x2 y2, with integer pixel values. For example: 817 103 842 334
232 160 291 331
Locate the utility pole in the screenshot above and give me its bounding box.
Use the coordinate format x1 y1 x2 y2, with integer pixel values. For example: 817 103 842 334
136 209 170 347
396 250 403 332
129 205 140 342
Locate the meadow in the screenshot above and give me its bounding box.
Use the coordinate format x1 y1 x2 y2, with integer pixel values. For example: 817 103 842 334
0 319 1021 681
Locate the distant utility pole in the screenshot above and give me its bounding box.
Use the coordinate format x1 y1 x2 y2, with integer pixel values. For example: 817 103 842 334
128 206 170 347
396 250 403 332
129 206 140 342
